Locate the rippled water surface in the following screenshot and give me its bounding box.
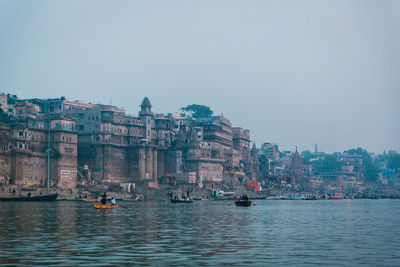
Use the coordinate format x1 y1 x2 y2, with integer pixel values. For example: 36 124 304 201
1 199 399 266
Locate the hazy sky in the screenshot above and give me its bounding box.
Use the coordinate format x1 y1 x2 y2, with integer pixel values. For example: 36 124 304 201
1 0 399 153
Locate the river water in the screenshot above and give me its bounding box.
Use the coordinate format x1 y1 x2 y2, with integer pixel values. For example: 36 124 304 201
0 199 399 266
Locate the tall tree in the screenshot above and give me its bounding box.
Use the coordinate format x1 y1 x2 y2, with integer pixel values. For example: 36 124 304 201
180 104 213 119
315 154 341 173
346 148 378 183
388 152 400 171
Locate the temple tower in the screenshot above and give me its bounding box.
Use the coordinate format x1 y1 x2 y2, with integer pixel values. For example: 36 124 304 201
139 97 154 142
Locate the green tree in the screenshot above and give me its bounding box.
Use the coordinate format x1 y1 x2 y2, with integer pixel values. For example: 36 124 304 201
316 154 341 173
300 150 312 165
388 152 400 171
180 104 213 119
346 148 378 183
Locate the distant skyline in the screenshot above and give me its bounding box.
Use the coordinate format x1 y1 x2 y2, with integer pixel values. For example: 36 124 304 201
1 0 399 154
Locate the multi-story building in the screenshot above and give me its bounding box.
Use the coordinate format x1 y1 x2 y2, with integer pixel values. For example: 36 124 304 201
0 98 78 188
1 93 261 189
61 97 174 185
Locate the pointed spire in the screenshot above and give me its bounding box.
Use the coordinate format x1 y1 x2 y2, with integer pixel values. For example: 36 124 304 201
140 97 152 108
139 97 153 117
188 128 199 149
174 128 186 149
251 142 257 151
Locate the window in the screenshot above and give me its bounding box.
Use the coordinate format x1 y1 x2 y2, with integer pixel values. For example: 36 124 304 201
79 113 84 119
79 125 84 131
55 123 59 129
18 144 23 149
18 131 23 137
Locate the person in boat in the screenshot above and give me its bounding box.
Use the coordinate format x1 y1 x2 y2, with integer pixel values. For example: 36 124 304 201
101 192 107 204
111 197 116 205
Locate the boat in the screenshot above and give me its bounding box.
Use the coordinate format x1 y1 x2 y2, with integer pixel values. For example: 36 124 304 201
304 195 318 200
328 193 344 200
0 193 58 201
82 198 99 202
93 203 119 209
170 198 193 203
234 200 252 207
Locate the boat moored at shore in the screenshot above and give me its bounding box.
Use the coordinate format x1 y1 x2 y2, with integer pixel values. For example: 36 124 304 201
0 193 58 202
170 198 193 203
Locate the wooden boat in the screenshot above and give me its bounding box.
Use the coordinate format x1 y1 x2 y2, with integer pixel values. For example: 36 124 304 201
234 200 252 207
93 203 119 209
82 198 99 202
328 193 344 200
170 199 193 203
250 196 267 200
0 193 58 202
304 196 318 200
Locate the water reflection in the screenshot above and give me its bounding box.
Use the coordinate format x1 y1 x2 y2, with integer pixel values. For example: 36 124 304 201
0 200 399 265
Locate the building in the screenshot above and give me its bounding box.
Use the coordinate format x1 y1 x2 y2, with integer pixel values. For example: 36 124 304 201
0 98 78 188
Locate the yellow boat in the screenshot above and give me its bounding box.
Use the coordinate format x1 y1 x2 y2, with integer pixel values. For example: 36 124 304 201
93 203 119 209
82 198 98 202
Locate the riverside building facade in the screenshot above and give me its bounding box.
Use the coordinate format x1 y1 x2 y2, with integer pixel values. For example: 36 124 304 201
0 94 260 189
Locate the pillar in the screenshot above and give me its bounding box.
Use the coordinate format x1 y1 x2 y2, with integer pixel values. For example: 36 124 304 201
153 149 157 181
139 148 145 180
146 148 153 180
157 150 164 178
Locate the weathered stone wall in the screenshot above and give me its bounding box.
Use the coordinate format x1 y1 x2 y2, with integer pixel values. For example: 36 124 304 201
12 152 47 186
0 151 11 184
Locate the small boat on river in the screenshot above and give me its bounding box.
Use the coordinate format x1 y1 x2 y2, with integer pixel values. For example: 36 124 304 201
234 199 252 207
304 195 318 200
170 198 193 203
82 198 99 202
328 193 344 200
93 203 119 209
0 193 58 202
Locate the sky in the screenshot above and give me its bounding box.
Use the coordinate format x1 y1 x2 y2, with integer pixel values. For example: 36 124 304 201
0 0 399 154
